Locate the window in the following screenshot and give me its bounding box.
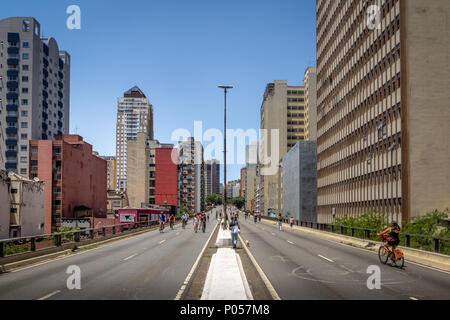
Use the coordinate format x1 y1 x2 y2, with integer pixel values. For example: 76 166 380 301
20 156 27 163
22 65 29 71
22 99 28 105
22 53 29 59
23 42 29 48
20 168 27 175
21 110 28 117
21 145 27 151
22 76 29 82
22 88 28 94
21 133 28 140
21 122 28 128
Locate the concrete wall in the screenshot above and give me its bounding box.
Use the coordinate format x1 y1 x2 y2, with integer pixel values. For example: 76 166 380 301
127 133 149 208
155 147 178 206
406 0 450 219
282 141 317 222
0 171 10 239
14 177 45 237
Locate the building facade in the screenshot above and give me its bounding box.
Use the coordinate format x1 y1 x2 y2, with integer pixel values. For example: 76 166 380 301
304 67 318 141
155 145 178 206
0 17 70 176
178 137 205 213
29 135 107 233
204 159 220 196
115 86 153 192
282 141 317 222
101 156 116 191
244 142 258 211
316 0 450 222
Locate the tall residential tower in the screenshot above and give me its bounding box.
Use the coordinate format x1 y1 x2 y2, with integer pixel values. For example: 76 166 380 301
0 17 70 176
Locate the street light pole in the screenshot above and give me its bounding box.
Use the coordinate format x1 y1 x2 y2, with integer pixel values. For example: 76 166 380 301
218 85 233 224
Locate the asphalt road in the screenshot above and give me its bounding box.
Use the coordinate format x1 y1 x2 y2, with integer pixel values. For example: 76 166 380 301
0 217 216 300
239 216 450 300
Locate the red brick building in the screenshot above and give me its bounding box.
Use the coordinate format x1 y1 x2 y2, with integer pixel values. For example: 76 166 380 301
155 145 178 206
29 135 107 233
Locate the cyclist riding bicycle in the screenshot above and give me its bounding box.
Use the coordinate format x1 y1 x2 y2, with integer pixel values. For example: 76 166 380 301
378 221 401 254
169 214 175 229
181 213 188 229
159 213 166 232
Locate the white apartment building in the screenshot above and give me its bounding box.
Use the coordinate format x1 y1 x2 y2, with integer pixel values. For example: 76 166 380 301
115 86 153 191
0 17 70 176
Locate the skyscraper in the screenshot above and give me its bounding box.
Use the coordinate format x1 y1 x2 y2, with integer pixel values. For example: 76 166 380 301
316 0 450 222
0 17 70 176
115 86 153 191
204 159 220 196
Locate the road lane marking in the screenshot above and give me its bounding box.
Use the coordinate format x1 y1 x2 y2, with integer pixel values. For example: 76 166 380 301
176 232 180 235
175 222 219 300
159 239 166 244
123 253 138 261
318 254 334 263
142 247 147 250
37 290 61 300
409 297 419 300
287 240 294 245
271 233 275 236
340 265 354 272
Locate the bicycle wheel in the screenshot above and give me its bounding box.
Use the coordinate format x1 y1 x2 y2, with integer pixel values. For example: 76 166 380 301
378 246 389 264
391 250 405 268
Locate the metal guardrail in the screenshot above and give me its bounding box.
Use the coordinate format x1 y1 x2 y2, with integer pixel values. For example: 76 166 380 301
261 216 449 254
0 220 165 258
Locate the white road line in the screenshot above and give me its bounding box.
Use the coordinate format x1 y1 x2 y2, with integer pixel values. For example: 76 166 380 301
176 232 180 236
37 290 61 300
159 239 166 245
123 253 138 261
409 297 419 300
271 233 275 236
340 265 354 272
287 240 294 245
142 247 147 250
318 254 334 263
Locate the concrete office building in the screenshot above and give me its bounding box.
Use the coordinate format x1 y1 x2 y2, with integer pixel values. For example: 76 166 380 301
155 145 178 207
304 67 317 141
107 190 128 217
244 142 258 212
282 141 317 222
116 86 153 192
126 133 161 208
259 75 312 216
204 159 220 196
240 167 247 198
29 135 107 233
316 0 450 223
178 137 205 213
0 17 70 176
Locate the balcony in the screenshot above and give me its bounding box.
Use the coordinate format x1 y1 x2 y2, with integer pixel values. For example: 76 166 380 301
8 33 20 42
7 81 18 88
42 111 48 120
43 79 48 88
58 91 63 99
5 151 17 158
42 90 48 98
59 59 64 69
7 58 19 66
42 100 48 108
7 70 19 77
5 162 17 169
6 104 18 111
41 133 48 140
42 122 48 130
43 69 49 77
57 111 63 118
58 81 63 89
58 71 63 79
58 101 63 108
6 127 18 134
43 43 49 56
43 58 49 67
5 139 18 146
57 120 63 127
6 116 18 122
6 93 18 100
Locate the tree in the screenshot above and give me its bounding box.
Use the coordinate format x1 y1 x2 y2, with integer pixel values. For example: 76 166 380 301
227 197 245 210
206 193 223 206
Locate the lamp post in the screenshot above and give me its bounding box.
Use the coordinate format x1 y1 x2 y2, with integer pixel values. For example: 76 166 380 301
218 85 233 224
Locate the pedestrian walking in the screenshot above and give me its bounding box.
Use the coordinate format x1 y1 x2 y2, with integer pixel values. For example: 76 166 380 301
289 216 294 229
258 213 261 222
254 213 257 224
201 213 207 233
193 214 199 233
229 217 240 249
277 213 283 231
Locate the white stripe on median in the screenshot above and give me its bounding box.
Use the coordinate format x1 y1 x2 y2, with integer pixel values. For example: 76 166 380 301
287 240 294 245
159 239 166 245
123 253 138 261
318 254 334 263
38 290 61 300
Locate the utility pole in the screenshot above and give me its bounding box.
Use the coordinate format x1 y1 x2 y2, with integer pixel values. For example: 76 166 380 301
218 85 233 224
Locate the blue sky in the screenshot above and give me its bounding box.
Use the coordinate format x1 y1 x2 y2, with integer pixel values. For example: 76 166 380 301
3 0 316 182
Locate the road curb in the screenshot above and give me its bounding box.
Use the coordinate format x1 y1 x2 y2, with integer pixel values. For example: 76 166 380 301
261 219 450 273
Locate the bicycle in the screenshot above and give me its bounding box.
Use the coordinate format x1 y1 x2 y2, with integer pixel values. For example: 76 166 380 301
378 233 404 268
159 222 165 233
170 220 174 230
